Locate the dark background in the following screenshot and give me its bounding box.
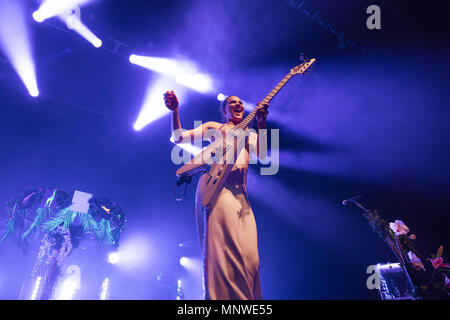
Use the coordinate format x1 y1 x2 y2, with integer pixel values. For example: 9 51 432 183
0 0 449 299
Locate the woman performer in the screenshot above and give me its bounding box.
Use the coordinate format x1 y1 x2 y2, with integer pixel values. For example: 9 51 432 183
164 91 268 300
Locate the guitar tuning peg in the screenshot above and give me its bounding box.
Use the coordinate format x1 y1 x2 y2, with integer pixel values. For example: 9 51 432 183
299 52 306 62
300 52 308 62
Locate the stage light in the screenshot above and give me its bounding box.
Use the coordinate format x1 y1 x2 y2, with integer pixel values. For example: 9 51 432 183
108 252 120 264
129 54 137 64
33 1 102 48
54 265 81 300
32 0 91 23
169 136 203 156
114 235 152 271
30 276 42 300
29 88 40 97
179 257 189 267
177 258 203 299
58 279 77 300
176 279 185 300
32 11 44 23
0 0 39 97
217 93 226 101
129 54 214 93
175 73 214 94
99 277 110 300
133 76 186 131
58 14 102 48
178 240 196 247
129 55 193 77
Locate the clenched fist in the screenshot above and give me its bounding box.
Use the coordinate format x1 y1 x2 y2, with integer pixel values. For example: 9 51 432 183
255 102 269 124
164 90 179 111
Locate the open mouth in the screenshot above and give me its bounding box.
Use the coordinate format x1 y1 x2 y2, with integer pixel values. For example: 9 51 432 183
232 106 243 113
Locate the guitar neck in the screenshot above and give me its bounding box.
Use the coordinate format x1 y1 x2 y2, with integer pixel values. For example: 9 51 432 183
237 72 294 130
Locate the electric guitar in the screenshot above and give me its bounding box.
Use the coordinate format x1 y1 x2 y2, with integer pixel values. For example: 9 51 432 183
176 58 316 208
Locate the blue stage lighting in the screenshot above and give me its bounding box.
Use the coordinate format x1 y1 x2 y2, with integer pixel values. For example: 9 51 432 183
33 0 91 23
99 278 110 300
179 257 189 267
59 10 102 48
129 54 214 93
30 276 42 300
108 252 120 264
0 0 39 97
175 73 213 94
129 55 189 76
133 76 186 131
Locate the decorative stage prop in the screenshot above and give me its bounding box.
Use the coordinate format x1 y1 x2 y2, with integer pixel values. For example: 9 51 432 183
343 196 450 300
0 187 126 300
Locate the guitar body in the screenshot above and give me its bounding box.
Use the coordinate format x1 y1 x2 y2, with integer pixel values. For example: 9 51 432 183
177 127 248 209
175 139 220 178
197 162 234 208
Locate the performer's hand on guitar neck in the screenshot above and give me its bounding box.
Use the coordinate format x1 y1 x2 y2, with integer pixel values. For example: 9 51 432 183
255 102 269 159
255 102 269 128
164 90 179 111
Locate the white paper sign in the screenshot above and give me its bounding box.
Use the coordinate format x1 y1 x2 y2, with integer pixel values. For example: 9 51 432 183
69 190 93 213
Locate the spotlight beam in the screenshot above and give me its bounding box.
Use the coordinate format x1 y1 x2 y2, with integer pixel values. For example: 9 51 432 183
33 0 91 23
129 55 195 77
99 278 110 300
30 277 42 300
130 55 214 94
175 73 213 94
133 76 187 131
59 14 102 48
0 0 39 97
33 1 102 48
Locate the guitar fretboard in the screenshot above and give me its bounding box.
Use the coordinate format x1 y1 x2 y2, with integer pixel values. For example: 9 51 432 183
236 72 294 130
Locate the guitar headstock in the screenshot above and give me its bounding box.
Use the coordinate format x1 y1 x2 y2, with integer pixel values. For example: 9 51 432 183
290 58 316 76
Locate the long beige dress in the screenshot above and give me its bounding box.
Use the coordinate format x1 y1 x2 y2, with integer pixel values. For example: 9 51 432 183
195 129 262 300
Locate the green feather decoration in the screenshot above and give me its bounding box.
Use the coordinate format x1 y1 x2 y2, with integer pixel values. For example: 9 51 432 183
63 210 77 229
97 219 106 242
96 219 115 245
21 207 54 240
43 207 75 232
104 220 114 245
78 213 99 233
2 189 126 249
0 207 26 244
0 216 16 244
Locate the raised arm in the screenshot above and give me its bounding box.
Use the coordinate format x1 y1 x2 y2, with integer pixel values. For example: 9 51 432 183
164 90 219 144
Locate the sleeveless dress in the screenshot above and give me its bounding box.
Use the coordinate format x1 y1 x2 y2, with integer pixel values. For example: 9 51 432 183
195 128 262 300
